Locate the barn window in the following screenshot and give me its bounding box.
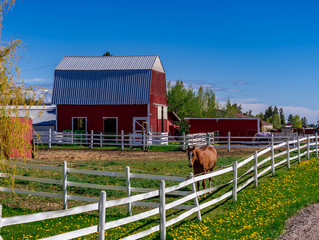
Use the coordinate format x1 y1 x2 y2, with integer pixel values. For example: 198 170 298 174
157 105 167 132
103 117 117 134
72 117 87 132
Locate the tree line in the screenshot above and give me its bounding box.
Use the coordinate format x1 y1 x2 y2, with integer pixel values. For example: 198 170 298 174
167 80 310 132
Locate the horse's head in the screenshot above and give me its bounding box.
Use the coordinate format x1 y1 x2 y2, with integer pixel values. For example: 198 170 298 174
186 146 197 168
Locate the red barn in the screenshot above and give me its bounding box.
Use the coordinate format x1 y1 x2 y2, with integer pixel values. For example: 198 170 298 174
52 56 168 134
185 118 261 136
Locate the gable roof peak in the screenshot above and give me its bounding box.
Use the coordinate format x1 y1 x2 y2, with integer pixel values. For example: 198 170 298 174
55 55 164 72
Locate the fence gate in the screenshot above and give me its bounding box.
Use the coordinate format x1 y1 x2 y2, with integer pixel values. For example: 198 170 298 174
133 117 148 134
131 117 148 146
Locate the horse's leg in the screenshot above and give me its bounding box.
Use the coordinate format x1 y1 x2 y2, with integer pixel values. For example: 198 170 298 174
209 167 214 190
202 179 206 198
197 180 200 192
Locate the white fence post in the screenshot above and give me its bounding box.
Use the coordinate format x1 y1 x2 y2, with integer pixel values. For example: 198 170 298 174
71 131 73 144
98 191 106 240
307 135 310 160
189 172 201 221
63 161 68 209
182 132 186 150
316 133 318 158
48 128 52 148
142 131 145 150
126 166 132 216
271 133 275 145
159 180 166 240
254 151 258 188
227 132 231 152
121 130 124 150
297 136 301 163
90 130 94 149
271 141 275 176
129 134 132 148
100 132 103 147
286 138 290 168
232 161 237 202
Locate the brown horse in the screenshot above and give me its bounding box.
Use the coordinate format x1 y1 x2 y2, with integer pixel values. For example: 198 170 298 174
187 145 217 194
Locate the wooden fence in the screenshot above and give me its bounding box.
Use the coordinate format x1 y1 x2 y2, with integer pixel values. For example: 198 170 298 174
33 130 309 151
0 135 318 239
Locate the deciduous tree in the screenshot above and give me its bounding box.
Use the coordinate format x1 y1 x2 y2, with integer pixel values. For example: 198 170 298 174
0 0 43 186
291 115 302 128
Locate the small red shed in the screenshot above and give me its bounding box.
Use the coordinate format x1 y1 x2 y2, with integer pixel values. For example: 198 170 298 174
185 118 261 136
10 118 33 159
52 56 168 134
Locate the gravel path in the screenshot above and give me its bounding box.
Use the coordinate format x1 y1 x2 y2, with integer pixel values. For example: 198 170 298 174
276 203 319 240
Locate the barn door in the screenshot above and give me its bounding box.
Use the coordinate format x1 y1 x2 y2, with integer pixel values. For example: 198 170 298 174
133 117 148 135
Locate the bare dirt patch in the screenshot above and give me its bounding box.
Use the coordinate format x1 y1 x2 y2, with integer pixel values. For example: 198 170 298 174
276 203 319 240
35 147 260 162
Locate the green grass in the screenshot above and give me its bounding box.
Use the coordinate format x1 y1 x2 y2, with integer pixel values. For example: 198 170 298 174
1 149 318 239
166 157 319 240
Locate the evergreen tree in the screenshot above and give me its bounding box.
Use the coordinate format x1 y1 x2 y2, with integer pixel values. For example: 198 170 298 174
301 117 308 127
264 106 273 121
103 51 112 56
288 114 294 123
244 110 253 117
279 108 285 125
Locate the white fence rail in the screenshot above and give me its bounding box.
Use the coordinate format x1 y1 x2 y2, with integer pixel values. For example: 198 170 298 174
1 134 318 239
33 130 313 151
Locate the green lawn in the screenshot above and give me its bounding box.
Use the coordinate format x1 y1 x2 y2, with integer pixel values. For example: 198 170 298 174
0 149 318 239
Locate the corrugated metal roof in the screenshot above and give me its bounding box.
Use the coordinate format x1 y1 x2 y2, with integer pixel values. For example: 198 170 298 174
13 105 56 125
52 70 151 105
55 55 160 71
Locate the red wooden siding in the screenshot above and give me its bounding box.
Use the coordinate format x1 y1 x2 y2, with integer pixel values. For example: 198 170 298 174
11 118 33 159
57 105 148 133
187 118 260 136
149 70 167 132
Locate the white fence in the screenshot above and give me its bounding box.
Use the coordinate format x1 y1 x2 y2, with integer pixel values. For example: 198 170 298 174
33 130 309 151
1 135 318 239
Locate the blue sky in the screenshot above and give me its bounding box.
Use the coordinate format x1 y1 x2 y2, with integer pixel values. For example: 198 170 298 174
3 0 319 123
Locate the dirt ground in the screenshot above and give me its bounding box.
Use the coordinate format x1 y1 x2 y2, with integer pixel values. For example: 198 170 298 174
34 147 260 161
276 203 319 240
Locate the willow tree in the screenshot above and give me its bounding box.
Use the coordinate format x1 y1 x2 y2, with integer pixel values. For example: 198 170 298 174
0 0 43 185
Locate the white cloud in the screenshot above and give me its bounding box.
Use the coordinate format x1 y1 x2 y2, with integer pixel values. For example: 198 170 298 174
237 100 319 124
231 80 249 85
167 80 240 93
23 78 53 88
231 98 262 104
240 103 269 114
279 106 319 123
223 88 240 92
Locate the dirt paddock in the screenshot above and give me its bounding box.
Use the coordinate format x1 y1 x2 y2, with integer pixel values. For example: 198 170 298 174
35 147 261 162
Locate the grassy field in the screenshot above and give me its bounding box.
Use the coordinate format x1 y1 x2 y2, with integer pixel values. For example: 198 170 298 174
0 147 318 239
